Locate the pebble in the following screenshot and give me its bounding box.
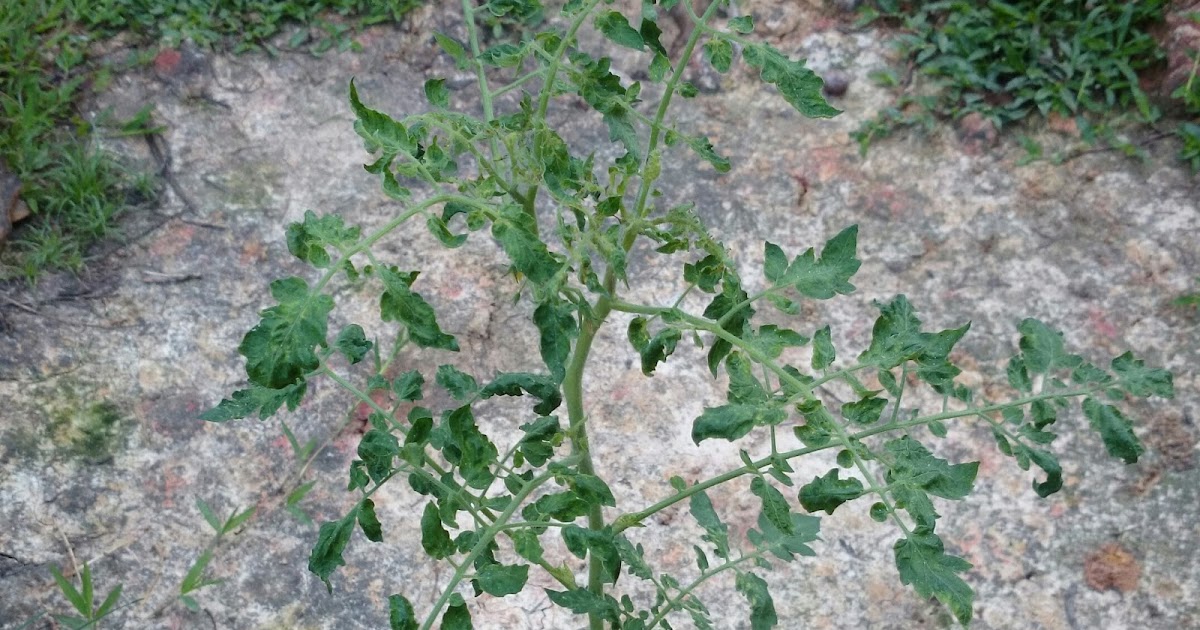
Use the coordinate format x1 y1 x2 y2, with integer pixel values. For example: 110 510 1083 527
823 71 850 97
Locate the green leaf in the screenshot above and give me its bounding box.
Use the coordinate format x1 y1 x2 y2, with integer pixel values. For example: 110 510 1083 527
534 300 577 382
1017 319 1082 374
358 498 383 542
445 405 499 488
703 37 734 73
436 365 479 400
811 325 835 370
195 498 221 532
357 428 400 483
512 529 545 564
1082 397 1143 464
726 353 768 404
492 205 560 285
750 477 794 535
798 469 864 514
1111 352 1173 398
349 78 417 157
884 436 979 501
388 594 418 630
858 296 969 381
433 32 470 69
690 490 730 558
763 242 787 283
681 134 731 172
1026 447 1063 497
441 599 473 630
615 534 654 579
692 404 784 444
793 400 836 447
223 506 256 533
285 210 361 269
841 395 887 424
1006 355 1032 392
545 588 620 621
572 474 617 508
392 370 424 401
379 267 459 351
595 11 644 50
560 525 622 583
750 325 808 359
894 531 974 625
94 584 122 619
179 550 214 595
476 563 529 597
201 382 307 421
479 42 525 67
427 215 467 248
50 565 88 617
424 78 449 108
743 43 841 118
309 512 357 592
729 15 754 33
735 571 778 630
628 318 682 376
334 324 372 364
517 416 560 467
420 502 455 559
238 277 333 389
481 372 562 415
781 225 860 300
748 510 819 561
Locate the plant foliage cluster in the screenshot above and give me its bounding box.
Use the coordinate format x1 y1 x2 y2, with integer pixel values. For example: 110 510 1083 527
855 0 1200 171
202 1 1173 629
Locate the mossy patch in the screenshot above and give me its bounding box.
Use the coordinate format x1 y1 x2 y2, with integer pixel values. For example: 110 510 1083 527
45 390 129 464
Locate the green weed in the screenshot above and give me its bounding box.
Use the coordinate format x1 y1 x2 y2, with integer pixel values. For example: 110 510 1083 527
852 0 1198 168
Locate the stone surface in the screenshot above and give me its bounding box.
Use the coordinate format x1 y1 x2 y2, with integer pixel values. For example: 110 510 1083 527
1 4 1197 630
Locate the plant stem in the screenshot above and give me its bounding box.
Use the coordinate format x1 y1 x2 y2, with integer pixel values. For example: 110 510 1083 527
562 294 613 630
418 465 563 630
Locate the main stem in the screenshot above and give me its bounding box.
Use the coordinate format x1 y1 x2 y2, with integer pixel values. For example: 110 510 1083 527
562 295 613 630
